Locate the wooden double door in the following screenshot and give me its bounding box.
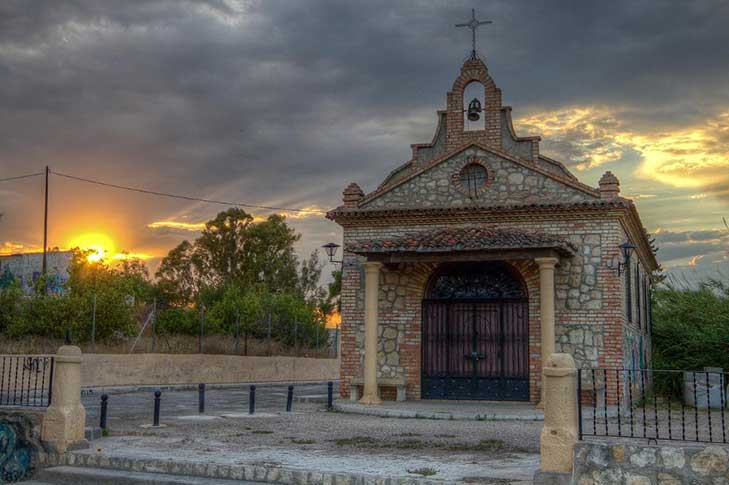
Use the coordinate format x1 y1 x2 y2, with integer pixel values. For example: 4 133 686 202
421 299 529 400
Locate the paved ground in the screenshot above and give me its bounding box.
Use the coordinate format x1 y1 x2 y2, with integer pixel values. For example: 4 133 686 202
335 399 544 420
75 384 542 483
82 382 335 427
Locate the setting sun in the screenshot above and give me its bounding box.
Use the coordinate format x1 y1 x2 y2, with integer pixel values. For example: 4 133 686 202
67 233 117 263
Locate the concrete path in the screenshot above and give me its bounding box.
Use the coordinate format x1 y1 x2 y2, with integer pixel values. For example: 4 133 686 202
334 399 544 421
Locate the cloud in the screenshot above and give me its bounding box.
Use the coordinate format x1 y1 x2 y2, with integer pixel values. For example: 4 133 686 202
0 241 42 256
516 108 729 193
1 0 729 282
652 228 728 266
147 221 207 232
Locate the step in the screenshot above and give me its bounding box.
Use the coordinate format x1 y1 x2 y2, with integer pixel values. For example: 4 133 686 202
85 426 102 441
33 466 263 485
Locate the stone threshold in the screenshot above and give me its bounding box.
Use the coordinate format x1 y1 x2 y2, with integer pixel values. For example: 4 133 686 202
333 401 544 421
34 451 528 485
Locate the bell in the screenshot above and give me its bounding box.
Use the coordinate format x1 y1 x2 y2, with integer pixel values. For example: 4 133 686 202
467 98 482 122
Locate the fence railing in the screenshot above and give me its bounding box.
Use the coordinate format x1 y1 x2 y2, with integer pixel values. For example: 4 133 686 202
0 355 54 407
578 368 727 444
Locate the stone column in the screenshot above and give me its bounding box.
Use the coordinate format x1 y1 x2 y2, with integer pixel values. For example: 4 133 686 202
42 345 87 453
535 256 558 407
539 353 578 475
360 261 382 405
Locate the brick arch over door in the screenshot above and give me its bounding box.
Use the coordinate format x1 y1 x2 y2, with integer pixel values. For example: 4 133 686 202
420 261 535 401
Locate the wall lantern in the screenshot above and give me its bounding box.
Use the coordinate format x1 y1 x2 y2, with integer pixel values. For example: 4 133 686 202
322 242 342 264
607 241 635 275
617 241 635 276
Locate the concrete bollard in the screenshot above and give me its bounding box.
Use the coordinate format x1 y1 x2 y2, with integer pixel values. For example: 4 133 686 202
41 345 87 453
538 353 578 479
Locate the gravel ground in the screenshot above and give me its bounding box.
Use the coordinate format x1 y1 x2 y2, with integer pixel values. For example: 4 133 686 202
84 386 543 482
102 400 542 456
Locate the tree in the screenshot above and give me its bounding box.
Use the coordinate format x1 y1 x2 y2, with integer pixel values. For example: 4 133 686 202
155 209 306 305
155 240 206 306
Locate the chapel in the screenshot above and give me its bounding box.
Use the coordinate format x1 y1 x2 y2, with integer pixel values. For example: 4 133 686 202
326 21 658 404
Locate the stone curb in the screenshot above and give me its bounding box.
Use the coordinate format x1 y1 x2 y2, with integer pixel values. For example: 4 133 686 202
35 451 471 485
81 380 339 397
332 402 544 421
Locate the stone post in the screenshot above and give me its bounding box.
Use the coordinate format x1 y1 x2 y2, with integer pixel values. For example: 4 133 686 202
535 256 558 407
360 261 382 405
539 353 578 476
42 345 87 453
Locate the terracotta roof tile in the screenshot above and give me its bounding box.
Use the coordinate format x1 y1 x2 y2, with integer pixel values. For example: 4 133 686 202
347 227 577 257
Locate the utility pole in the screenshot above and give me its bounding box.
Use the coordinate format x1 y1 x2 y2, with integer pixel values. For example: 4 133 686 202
42 166 49 276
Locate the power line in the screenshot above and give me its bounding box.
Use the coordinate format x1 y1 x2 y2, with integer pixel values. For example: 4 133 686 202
0 172 44 183
50 169 327 214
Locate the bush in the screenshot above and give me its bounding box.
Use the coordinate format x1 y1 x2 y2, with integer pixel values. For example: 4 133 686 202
651 279 729 396
0 282 23 333
156 307 205 336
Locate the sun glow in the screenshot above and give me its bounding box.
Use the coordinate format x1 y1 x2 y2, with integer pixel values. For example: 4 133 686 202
67 233 117 263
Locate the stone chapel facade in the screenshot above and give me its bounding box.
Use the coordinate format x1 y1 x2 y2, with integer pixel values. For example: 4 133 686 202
327 56 658 404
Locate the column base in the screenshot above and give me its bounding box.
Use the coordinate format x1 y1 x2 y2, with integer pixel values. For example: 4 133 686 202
359 393 382 405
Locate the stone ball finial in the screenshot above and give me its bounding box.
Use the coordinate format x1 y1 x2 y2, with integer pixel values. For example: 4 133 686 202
599 171 620 199
343 183 364 208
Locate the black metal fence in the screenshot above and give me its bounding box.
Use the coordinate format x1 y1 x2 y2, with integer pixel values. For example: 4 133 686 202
578 368 727 444
0 355 54 407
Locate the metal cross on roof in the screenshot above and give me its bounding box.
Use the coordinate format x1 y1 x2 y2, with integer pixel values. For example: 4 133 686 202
455 9 493 60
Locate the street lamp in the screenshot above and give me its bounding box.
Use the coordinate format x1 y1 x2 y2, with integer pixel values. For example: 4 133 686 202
322 242 342 264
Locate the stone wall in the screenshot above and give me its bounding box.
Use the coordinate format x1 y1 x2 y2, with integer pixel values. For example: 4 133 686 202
0 409 46 482
361 147 596 209
80 354 338 388
573 441 729 484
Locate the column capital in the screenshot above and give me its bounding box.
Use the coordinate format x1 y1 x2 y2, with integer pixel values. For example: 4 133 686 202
362 261 383 272
535 256 559 268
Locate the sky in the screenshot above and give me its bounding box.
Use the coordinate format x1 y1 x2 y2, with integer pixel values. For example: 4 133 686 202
1 0 728 284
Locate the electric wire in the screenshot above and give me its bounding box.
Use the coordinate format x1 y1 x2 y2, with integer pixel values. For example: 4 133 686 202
50 169 327 215
0 172 44 183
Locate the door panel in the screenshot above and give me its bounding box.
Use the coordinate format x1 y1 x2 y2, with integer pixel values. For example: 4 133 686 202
422 300 529 401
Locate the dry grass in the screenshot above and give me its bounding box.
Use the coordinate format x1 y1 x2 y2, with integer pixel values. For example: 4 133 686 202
0 335 335 358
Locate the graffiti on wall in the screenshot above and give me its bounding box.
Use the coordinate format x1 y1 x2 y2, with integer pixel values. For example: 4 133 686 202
0 251 71 295
0 423 33 483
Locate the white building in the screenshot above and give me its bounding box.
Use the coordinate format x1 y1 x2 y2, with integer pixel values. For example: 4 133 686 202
0 250 73 293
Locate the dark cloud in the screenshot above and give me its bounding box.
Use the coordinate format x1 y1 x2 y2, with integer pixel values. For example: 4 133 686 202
654 228 728 263
1 0 728 270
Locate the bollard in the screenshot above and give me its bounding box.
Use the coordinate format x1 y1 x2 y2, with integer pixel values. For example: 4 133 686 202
198 383 205 414
327 381 333 410
99 394 108 429
286 385 294 412
153 390 161 427
249 385 256 415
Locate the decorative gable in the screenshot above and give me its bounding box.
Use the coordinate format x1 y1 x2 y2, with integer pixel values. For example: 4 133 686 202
360 145 599 209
